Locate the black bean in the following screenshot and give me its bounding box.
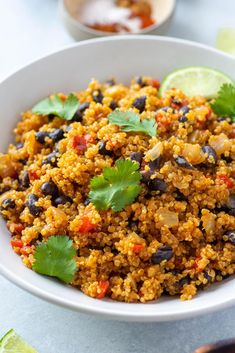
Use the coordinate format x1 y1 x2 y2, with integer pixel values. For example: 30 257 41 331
84 198 91 206
229 209 235 216
151 245 174 264
179 116 188 123
21 171 30 188
1 198 15 210
27 194 42 216
42 152 58 167
35 131 50 144
202 145 218 164
141 171 152 184
149 156 161 171
148 178 167 192
92 89 103 103
175 190 188 201
177 276 190 288
223 230 235 245
128 217 138 229
132 96 146 113
175 156 194 169
157 106 170 113
18 159 27 165
204 271 212 283
15 142 24 149
106 78 116 86
227 194 235 210
73 102 90 122
221 155 233 163
109 101 118 110
217 116 230 122
48 114 55 121
179 106 190 115
130 152 143 165
0 186 10 195
49 129 64 142
41 181 59 197
171 98 181 107
135 76 146 87
98 141 113 156
53 195 72 206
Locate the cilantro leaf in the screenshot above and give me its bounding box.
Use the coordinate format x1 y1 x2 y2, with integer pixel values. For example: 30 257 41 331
108 110 157 137
32 93 79 120
33 235 77 283
89 159 141 212
211 84 235 122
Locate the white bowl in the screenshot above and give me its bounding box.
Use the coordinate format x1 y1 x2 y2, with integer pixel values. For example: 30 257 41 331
59 0 176 40
0 36 234 322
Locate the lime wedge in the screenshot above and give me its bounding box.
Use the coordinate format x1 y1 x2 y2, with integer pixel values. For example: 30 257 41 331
216 28 235 56
0 330 38 353
160 67 234 99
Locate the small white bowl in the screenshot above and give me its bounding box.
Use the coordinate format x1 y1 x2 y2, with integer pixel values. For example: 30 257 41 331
0 36 234 322
59 0 176 40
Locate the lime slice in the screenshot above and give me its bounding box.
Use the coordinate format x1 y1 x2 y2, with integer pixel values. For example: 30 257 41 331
0 330 38 353
216 28 235 56
160 67 234 99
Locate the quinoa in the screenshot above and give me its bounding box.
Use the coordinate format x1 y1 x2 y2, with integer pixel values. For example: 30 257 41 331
0 76 234 302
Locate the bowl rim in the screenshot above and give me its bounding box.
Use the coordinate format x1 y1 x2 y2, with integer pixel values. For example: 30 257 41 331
59 0 176 36
0 35 234 322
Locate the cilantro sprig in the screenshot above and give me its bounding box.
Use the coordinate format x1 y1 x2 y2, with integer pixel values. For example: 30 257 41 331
211 83 235 122
89 159 141 212
32 93 79 120
33 236 77 283
108 110 157 137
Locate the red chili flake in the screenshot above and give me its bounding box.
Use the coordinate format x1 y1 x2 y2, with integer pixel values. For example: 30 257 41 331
11 239 23 248
8 222 24 235
78 216 97 233
133 244 145 253
192 257 203 272
20 246 32 256
218 174 234 189
29 170 39 181
96 280 109 299
72 135 87 153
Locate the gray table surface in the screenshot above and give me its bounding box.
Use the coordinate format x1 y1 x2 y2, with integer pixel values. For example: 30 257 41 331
0 1 235 352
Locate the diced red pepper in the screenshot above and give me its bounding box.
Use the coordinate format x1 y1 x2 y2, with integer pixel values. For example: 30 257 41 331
8 222 24 235
133 244 145 253
148 79 160 90
78 216 97 233
29 170 39 181
218 174 234 189
205 107 212 120
20 246 32 256
192 256 203 272
96 280 109 299
72 135 87 153
11 239 23 248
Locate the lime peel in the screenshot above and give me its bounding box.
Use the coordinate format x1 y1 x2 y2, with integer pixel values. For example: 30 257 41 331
0 329 38 353
160 66 234 99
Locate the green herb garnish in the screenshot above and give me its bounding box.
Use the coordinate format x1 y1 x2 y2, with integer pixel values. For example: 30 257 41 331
33 235 77 283
211 83 235 122
32 93 79 120
89 159 141 212
108 110 157 137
